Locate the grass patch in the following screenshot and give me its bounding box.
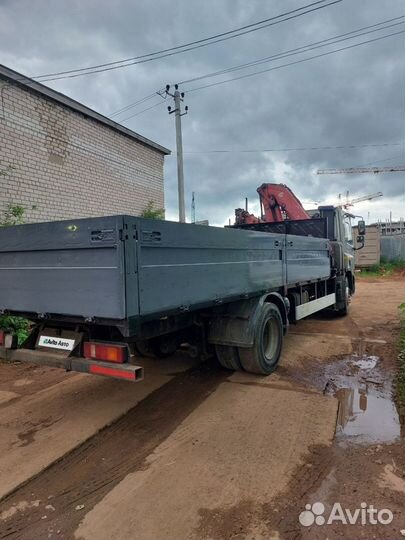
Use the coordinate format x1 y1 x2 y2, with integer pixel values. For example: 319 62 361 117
395 302 405 423
358 258 405 278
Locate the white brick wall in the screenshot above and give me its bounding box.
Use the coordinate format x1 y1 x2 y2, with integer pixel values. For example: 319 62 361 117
0 82 165 223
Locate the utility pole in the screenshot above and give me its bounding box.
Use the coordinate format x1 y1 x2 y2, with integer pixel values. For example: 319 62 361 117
165 84 188 223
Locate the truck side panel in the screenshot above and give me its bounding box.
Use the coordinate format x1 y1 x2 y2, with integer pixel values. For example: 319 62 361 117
0 216 333 328
133 219 284 318
0 216 126 319
285 235 330 284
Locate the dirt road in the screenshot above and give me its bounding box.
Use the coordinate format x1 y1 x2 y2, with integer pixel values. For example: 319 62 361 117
0 277 403 539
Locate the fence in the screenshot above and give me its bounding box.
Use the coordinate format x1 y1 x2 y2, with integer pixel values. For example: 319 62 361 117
381 235 405 261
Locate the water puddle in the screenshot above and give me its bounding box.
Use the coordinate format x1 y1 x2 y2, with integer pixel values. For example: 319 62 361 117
325 354 401 445
335 386 400 444
351 355 378 371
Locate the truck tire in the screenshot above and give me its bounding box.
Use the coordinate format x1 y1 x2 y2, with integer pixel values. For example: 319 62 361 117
215 345 242 371
336 277 350 316
238 303 283 375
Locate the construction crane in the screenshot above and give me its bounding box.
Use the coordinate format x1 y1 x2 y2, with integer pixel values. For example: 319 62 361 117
235 183 310 225
338 191 383 208
317 166 405 174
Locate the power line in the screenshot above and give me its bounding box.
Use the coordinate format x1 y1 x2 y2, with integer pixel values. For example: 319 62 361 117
109 92 159 117
178 16 404 86
109 88 167 118
32 0 338 80
186 29 405 93
181 142 405 154
358 153 405 167
31 1 341 83
120 99 167 121
111 16 404 121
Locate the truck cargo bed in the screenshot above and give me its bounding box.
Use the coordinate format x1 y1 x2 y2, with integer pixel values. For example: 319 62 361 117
0 216 331 335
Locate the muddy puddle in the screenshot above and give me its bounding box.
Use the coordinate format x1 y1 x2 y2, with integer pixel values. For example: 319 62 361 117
324 354 401 445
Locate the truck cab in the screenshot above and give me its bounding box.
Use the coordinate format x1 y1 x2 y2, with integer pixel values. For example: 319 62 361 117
318 205 364 313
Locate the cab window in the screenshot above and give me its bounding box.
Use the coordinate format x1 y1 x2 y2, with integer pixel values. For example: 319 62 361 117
344 217 353 244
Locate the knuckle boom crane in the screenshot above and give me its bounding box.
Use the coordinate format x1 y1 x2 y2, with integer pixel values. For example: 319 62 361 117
235 183 310 224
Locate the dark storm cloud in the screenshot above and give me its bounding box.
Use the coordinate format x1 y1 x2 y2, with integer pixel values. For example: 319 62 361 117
1 0 404 223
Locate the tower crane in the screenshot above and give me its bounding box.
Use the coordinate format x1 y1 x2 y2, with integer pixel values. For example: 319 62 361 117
317 166 405 174
338 191 383 208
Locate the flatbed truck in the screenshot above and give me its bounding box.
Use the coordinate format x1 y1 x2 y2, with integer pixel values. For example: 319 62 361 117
0 206 365 381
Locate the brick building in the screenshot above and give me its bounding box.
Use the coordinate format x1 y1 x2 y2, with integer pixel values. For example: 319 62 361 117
0 64 170 223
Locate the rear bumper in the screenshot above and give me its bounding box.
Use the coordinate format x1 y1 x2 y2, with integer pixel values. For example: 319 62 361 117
0 347 144 382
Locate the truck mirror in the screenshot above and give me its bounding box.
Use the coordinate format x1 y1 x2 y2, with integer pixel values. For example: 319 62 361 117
357 220 366 235
357 235 364 243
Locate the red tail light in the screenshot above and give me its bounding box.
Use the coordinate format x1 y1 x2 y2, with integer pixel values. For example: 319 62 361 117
0 331 4 346
83 342 128 363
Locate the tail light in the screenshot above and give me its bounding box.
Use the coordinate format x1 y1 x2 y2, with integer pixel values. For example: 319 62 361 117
0 331 4 346
83 342 129 363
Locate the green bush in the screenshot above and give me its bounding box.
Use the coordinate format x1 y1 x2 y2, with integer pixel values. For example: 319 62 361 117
2 204 25 226
0 315 30 346
140 201 165 220
0 203 34 347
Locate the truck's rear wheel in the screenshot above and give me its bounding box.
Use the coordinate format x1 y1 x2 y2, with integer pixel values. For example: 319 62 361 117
238 303 283 375
215 345 242 371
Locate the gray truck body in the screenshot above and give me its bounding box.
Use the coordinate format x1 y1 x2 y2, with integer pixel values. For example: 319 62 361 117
0 215 331 335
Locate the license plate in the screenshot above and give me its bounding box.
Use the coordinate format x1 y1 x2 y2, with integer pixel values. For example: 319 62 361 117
38 335 76 351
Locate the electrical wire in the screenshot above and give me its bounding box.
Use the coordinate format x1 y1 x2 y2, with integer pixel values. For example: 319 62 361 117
120 100 167 121
356 152 405 167
109 87 168 118
110 16 404 120
31 1 341 83
109 92 159 117
182 143 405 154
186 30 405 93
178 16 404 85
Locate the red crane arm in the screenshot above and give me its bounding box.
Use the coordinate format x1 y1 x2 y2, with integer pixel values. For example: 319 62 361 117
257 183 310 222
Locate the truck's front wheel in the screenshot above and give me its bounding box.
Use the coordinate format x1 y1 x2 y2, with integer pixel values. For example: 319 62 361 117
238 303 283 375
336 276 350 316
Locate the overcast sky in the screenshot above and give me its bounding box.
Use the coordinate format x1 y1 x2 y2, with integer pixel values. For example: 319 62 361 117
1 0 404 225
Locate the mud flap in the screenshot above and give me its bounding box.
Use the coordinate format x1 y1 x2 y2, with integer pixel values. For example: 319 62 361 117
209 293 288 349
